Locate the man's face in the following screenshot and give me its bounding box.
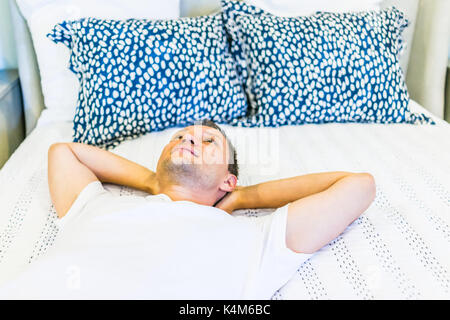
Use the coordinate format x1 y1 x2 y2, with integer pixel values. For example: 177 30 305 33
156 125 231 189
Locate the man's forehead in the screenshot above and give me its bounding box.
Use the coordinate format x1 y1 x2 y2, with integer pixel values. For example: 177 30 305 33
176 125 224 139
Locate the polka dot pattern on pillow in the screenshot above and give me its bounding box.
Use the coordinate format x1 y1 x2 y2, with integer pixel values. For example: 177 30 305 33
47 15 249 149
221 0 435 127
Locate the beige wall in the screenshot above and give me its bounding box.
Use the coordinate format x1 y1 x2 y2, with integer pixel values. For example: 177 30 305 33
180 0 220 16
0 0 17 69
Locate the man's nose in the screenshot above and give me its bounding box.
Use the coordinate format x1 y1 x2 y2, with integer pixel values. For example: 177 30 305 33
182 133 196 145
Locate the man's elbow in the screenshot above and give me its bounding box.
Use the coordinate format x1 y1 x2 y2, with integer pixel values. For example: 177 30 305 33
48 143 73 166
49 142 65 151
357 172 376 203
343 172 377 224
48 142 70 155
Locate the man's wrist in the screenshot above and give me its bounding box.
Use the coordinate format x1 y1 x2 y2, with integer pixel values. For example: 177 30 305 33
232 187 246 210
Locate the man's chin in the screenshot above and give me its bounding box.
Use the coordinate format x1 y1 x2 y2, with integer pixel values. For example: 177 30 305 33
170 154 196 165
161 158 218 190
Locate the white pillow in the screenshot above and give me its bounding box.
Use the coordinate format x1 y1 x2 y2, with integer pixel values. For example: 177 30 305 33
245 0 381 16
16 0 180 124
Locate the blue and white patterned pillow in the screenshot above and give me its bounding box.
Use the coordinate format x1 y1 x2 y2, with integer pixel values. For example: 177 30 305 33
221 0 435 126
47 15 249 149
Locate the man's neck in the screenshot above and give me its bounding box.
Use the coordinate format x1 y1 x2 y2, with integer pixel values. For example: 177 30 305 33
158 183 224 207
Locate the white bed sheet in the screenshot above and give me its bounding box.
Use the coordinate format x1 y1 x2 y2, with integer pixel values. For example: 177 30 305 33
0 100 449 299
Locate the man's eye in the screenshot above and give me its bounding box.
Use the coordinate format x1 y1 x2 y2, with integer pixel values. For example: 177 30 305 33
173 135 182 140
204 138 214 143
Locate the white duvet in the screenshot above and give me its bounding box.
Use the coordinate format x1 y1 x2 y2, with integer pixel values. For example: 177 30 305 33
0 101 449 299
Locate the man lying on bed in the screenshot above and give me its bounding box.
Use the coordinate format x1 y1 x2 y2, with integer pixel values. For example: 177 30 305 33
3 119 375 299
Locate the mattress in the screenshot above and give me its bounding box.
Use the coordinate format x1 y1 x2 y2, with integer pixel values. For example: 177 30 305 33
0 100 449 299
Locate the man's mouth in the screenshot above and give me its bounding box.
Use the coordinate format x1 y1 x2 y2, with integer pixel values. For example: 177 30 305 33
172 146 198 157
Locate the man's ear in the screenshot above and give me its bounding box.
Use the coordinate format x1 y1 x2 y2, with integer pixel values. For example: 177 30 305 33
219 173 237 193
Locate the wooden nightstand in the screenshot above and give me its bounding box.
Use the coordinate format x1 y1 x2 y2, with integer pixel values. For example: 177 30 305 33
0 69 25 169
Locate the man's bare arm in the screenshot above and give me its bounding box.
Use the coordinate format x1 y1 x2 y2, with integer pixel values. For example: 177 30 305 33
64 142 157 193
216 171 355 213
215 171 376 254
285 173 376 253
48 142 157 219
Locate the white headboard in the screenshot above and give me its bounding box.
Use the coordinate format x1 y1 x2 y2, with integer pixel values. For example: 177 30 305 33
8 0 449 135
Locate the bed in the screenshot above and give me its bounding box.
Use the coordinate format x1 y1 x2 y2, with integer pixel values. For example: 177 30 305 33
1 0 449 299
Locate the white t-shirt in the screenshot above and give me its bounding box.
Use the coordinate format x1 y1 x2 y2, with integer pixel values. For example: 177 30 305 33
0 181 311 299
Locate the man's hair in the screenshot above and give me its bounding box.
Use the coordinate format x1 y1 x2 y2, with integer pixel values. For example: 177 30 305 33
199 119 239 179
